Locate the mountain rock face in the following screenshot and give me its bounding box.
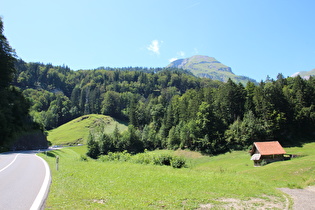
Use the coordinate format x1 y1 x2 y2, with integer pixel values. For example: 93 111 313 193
291 68 315 79
167 55 256 84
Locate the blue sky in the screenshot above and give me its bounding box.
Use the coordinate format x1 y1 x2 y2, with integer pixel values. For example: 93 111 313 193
1 0 315 81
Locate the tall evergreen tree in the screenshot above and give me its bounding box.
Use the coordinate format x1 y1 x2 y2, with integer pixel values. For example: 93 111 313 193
0 18 46 150
0 17 18 145
0 18 16 88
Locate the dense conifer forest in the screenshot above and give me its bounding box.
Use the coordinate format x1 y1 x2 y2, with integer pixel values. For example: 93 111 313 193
12 59 315 157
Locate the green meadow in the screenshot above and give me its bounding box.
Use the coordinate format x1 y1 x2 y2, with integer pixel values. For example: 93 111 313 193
39 142 315 209
47 114 128 146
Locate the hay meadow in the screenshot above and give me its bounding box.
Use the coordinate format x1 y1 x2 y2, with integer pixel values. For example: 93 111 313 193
39 142 315 209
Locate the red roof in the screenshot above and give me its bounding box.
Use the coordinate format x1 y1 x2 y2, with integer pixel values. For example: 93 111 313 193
251 141 286 155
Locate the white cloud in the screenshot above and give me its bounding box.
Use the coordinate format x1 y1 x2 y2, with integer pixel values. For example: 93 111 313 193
147 40 160 55
169 57 178 63
168 51 186 63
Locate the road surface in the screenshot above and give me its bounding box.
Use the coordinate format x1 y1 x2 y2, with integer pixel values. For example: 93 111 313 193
0 151 50 210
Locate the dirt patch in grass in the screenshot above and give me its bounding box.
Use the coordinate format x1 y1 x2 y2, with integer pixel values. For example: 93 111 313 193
174 149 203 159
92 199 106 204
199 195 287 210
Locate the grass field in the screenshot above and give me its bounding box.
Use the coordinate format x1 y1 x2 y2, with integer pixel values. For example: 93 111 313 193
47 114 128 146
39 142 315 209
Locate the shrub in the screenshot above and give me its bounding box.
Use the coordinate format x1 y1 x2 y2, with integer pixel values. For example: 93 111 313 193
98 155 109 162
79 155 88 161
153 154 173 166
119 150 132 161
131 152 152 164
98 151 131 162
153 154 186 168
98 151 187 168
170 156 186 168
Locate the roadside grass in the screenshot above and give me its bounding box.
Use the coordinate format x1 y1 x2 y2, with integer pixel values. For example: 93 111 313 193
39 142 315 209
47 114 127 146
68 145 88 156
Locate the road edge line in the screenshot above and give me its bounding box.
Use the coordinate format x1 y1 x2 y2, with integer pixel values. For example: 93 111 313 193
0 154 19 173
30 154 51 210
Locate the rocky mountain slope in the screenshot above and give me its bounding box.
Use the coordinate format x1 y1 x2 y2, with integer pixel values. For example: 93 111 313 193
291 68 315 79
167 55 256 84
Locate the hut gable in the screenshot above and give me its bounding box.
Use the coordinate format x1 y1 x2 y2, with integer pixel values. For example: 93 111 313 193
250 141 286 166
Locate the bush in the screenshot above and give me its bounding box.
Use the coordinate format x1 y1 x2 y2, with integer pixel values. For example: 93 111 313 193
170 156 186 168
98 150 187 168
119 150 132 161
157 154 173 166
152 154 186 168
98 155 109 162
131 152 152 164
79 155 88 161
98 151 131 162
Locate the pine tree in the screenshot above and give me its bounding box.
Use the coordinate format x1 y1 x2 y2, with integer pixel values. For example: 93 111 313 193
0 18 16 88
0 18 46 150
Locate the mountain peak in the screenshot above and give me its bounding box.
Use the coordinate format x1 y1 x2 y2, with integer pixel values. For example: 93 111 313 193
189 55 218 62
168 55 233 74
167 55 256 85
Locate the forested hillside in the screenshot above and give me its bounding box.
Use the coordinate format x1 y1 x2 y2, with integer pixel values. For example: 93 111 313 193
0 18 47 151
14 59 315 156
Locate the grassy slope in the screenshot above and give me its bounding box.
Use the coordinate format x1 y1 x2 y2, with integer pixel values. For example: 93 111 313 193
185 56 255 85
186 56 235 80
39 142 315 209
47 114 128 145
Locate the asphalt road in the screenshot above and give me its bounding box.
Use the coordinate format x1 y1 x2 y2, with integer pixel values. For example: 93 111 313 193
0 151 50 210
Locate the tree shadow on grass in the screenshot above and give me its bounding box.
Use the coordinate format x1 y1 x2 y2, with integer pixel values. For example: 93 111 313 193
279 134 315 148
45 151 56 157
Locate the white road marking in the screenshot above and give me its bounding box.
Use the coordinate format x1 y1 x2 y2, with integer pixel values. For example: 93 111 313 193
0 154 19 173
30 154 51 210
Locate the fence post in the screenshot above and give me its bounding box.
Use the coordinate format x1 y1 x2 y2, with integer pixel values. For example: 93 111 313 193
56 156 59 171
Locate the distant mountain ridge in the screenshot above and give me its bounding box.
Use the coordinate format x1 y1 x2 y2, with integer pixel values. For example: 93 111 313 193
167 55 256 84
291 68 315 79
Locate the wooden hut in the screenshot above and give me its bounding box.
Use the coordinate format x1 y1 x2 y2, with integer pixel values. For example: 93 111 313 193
250 141 286 166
